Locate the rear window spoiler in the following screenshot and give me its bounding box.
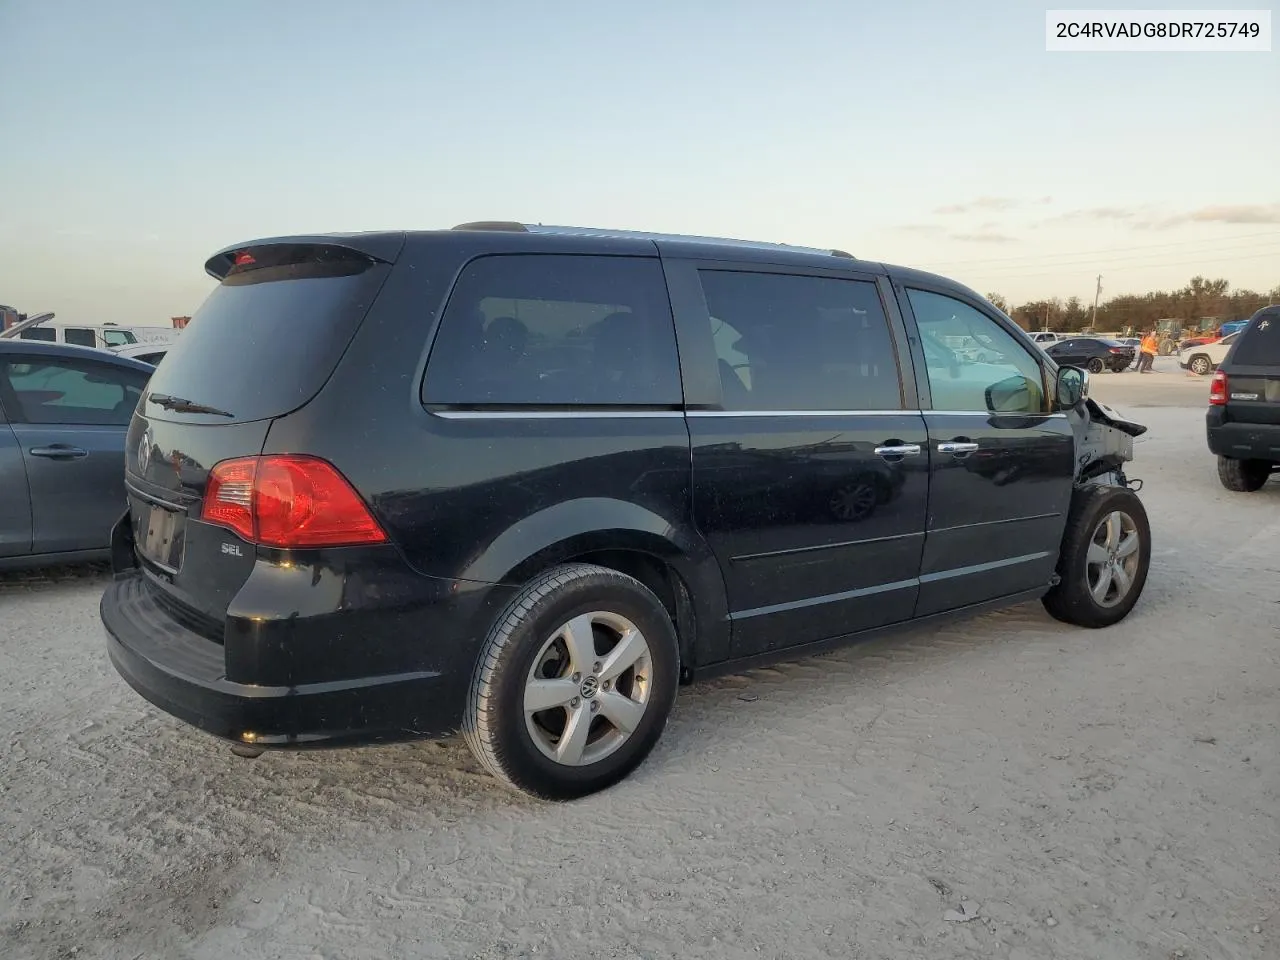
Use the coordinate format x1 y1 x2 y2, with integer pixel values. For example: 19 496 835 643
204 233 407 280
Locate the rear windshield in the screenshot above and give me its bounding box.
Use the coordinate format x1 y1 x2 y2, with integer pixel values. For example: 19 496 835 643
144 252 390 423
1232 310 1280 365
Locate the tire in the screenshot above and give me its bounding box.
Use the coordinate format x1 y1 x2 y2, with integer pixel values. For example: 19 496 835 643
1042 485 1150 628
1188 355 1211 376
1086 357 1105 374
1217 455 1272 493
463 563 680 800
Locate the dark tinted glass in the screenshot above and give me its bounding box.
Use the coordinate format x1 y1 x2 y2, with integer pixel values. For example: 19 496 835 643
144 257 390 423
2 359 148 425
19 328 55 342
1234 310 1280 365
423 255 681 406
697 270 901 410
63 328 97 347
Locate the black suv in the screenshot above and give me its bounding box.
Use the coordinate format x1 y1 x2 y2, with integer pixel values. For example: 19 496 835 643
1207 304 1280 491
101 223 1151 799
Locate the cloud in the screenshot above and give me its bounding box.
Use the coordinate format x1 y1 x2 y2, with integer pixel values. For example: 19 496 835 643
1154 204 1280 227
889 223 1018 243
1044 203 1280 228
1046 206 1139 224
949 231 1018 243
934 196 1052 215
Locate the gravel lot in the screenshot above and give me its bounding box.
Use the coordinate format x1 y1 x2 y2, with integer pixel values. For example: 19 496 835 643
3 361 1278 960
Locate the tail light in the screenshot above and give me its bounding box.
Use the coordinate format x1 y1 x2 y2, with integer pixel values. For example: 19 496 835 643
1209 371 1228 406
202 455 387 547
1108 347 1125 354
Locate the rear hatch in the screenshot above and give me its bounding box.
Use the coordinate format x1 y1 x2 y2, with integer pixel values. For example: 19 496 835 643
1221 311 1280 426
124 239 398 630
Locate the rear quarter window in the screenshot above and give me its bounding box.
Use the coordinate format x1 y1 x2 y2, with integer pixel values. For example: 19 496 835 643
422 254 682 407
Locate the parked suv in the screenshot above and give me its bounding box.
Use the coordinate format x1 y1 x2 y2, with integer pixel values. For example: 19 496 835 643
100 224 1152 799
1207 305 1280 491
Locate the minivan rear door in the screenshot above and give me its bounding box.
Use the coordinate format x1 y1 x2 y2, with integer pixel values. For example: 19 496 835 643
125 239 398 624
667 256 929 661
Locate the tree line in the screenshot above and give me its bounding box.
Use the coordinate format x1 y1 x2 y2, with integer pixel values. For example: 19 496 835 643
986 276 1280 335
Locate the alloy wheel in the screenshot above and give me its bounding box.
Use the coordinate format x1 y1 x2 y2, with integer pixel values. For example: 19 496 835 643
523 611 654 766
1085 510 1142 608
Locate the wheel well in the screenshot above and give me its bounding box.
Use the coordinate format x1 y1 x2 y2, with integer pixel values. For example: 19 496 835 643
562 549 697 681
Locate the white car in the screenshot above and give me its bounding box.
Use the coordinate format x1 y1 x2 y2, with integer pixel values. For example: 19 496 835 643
1029 331 1061 348
1178 333 1237 376
110 341 172 366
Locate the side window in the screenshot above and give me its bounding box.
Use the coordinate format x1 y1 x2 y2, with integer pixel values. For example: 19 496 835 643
697 270 902 411
64 328 98 348
906 289 1047 414
19 328 56 342
423 255 681 407
102 330 132 346
2 359 148 426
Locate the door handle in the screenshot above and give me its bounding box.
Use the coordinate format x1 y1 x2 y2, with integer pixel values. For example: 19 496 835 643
29 444 88 460
937 442 980 455
874 443 922 459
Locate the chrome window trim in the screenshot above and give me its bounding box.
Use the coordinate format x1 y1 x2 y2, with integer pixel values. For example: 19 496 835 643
430 409 685 420
429 408 1068 420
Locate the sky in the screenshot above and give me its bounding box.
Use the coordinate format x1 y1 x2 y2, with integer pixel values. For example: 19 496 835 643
1 0 1277 325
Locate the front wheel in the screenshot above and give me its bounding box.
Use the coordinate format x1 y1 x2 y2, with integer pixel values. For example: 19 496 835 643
1188 355 1212 376
1042 485 1150 628
463 563 680 800
1087 357 1106 374
1217 456 1272 492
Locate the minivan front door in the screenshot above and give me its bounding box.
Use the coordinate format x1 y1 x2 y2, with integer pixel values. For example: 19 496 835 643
669 260 929 660
896 285 1076 616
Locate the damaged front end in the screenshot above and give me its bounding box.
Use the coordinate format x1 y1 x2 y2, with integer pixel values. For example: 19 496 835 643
1069 396 1147 489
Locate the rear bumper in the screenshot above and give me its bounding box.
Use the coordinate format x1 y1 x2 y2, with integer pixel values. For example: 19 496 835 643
101 569 507 747
1206 409 1280 462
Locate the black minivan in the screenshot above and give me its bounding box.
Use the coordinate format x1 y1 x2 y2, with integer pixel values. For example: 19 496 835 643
102 223 1151 799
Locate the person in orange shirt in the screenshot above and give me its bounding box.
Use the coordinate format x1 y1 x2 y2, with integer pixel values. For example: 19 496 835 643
1137 330 1159 373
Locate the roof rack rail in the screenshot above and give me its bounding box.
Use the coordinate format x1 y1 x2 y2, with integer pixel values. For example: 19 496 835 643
452 221 529 232
450 221 853 259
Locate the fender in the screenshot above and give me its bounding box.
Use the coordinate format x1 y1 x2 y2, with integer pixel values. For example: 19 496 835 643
461 496 732 668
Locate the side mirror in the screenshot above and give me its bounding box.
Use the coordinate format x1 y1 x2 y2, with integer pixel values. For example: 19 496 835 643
1056 366 1089 409
985 374 1039 414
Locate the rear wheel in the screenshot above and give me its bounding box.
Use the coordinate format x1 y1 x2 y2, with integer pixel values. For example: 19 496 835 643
1086 357 1105 374
1188 355 1212 376
1043 485 1150 628
463 563 680 800
1217 456 1272 492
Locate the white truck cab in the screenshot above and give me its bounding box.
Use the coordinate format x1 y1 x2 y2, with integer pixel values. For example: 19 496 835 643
0 314 140 349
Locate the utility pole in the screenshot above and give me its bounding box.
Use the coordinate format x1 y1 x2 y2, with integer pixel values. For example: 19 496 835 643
1091 274 1103 329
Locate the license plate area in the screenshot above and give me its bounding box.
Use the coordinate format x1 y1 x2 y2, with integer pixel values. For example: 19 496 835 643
132 498 186 573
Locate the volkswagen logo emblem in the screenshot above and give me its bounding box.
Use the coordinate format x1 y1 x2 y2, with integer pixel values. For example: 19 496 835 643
137 433 152 473
579 675 600 699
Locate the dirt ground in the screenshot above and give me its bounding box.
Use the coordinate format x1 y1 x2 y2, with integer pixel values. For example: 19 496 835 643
3 359 1277 960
